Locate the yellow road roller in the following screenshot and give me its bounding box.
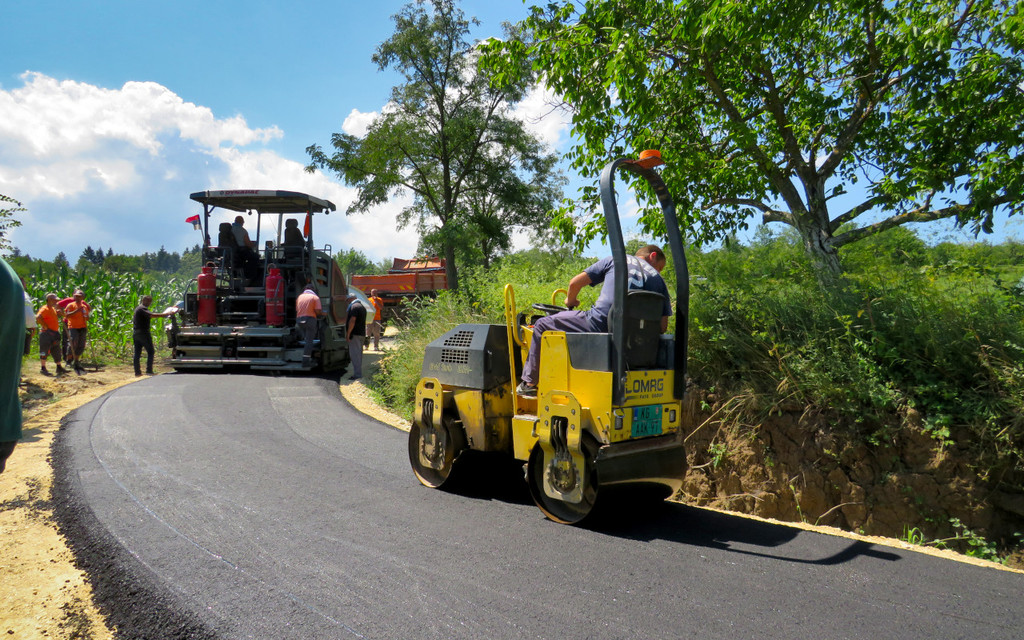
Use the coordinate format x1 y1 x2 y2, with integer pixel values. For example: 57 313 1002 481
408 151 690 523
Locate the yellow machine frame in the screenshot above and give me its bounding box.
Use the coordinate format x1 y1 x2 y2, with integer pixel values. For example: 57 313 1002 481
410 150 690 524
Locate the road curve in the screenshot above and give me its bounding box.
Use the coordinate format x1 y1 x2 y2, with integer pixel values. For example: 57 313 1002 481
54 373 1022 640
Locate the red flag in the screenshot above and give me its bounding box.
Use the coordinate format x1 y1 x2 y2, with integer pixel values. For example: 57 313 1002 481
185 214 201 230
303 213 311 238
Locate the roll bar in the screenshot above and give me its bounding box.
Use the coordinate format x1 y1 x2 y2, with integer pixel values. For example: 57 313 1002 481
599 152 689 405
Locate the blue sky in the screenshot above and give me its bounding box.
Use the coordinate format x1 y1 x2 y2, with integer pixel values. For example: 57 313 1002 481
1 1 1017 267
0 0 573 264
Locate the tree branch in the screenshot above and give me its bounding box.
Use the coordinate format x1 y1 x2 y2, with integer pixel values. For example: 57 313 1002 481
758 63 810 179
706 198 792 226
829 194 889 232
698 55 805 210
830 196 1015 248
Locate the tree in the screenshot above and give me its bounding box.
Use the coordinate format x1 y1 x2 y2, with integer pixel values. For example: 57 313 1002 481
335 248 386 277
77 246 97 271
0 194 25 257
449 147 565 269
307 0 562 291
485 0 1023 281
53 251 69 270
102 253 142 273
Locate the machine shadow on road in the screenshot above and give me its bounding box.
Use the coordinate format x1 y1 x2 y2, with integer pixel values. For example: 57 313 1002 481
424 460 902 568
440 451 535 507
585 494 902 567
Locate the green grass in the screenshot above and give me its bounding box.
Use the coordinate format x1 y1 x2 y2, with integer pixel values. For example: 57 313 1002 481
379 236 1024 479
373 291 491 419
376 234 1024 562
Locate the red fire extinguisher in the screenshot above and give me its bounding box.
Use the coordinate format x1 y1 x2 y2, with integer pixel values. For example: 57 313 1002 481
197 263 216 325
265 266 284 326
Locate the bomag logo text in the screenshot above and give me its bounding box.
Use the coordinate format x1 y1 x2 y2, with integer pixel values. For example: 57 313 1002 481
631 378 664 393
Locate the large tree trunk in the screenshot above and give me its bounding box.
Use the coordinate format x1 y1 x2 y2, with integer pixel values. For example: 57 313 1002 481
801 222 842 285
796 179 843 285
444 242 459 292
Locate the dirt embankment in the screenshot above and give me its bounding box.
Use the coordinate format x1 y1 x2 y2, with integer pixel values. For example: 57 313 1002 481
678 388 1024 569
3 363 138 639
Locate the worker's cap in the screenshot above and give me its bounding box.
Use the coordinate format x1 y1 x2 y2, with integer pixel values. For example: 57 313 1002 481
73 289 84 296
45 292 57 301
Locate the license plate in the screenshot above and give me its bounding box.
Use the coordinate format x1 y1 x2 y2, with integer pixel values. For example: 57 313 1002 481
631 405 663 438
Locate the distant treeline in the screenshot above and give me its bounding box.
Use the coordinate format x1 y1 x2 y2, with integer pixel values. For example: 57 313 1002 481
9 244 394 281
9 244 204 279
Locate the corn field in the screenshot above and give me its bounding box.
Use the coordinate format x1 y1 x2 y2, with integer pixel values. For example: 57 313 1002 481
23 267 189 361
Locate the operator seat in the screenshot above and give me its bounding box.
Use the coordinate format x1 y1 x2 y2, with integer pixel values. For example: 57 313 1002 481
618 290 665 368
282 218 305 263
216 223 237 265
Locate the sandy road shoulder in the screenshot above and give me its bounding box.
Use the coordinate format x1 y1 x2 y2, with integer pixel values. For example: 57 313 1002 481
3 365 145 639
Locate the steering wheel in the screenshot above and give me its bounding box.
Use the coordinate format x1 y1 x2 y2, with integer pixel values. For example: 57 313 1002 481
532 303 570 315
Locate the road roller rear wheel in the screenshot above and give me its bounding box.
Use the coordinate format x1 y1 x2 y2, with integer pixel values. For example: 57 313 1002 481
526 443 598 524
408 416 464 488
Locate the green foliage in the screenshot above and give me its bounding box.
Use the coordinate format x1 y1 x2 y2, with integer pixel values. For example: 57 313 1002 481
307 0 562 290
175 245 203 279
902 518 1005 564
0 194 25 256
483 0 1024 279
335 248 387 277
100 253 143 273
459 248 594 320
708 442 728 470
8 252 61 279
688 231 1024 481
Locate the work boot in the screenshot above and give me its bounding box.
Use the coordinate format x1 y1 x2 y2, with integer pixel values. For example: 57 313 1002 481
515 381 537 398
40 365 51 376
56 364 67 375
145 369 154 376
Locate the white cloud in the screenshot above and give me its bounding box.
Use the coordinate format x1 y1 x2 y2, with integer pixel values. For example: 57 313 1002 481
0 72 417 262
620 197 641 221
0 73 281 166
342 108 379 137
510 84 571 150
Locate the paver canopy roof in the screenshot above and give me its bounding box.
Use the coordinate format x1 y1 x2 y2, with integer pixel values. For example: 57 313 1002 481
189 190 336 214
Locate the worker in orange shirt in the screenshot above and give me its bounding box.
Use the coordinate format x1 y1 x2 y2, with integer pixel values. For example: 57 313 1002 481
296 281 322 369
369 289 385 351
64 289 91 374
35 293 67 376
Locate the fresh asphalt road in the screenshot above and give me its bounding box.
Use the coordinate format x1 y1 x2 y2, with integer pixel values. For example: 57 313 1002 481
56 373 1022 640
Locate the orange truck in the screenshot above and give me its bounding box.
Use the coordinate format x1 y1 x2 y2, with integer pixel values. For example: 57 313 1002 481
350 257 447 320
